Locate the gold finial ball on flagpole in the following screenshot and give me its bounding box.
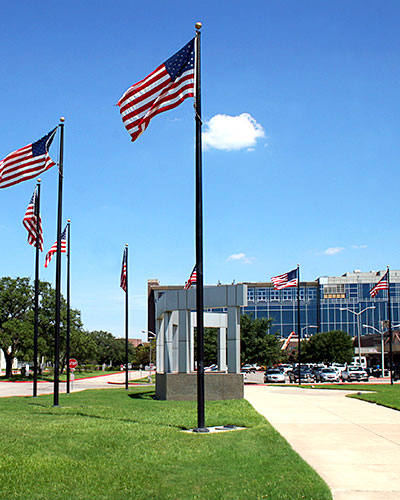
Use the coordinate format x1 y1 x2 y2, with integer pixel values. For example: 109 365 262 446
68 219 71 223
126 243 128 247
60 116 65 122
38 178 41 183
195 22 202 30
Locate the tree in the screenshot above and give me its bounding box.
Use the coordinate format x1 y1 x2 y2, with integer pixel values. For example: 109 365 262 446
301 330 353 364
0 277 33 377
240 314 282 366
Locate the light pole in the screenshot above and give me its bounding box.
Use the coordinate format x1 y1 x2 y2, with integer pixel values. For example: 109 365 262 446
301 325 318 338
142 330 156 382
340 306 375 366
363 324 385 377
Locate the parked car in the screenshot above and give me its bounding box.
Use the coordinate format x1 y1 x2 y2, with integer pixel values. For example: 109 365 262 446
241 364 256 373
341 366 369 382
316 368 340 383
264 368 286 383
288 367 315 383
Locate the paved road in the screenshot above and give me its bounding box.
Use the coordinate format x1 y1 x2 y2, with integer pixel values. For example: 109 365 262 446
0 370 148 398
245 384 400 500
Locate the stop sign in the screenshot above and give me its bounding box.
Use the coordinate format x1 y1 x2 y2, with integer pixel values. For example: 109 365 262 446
69 358 78 369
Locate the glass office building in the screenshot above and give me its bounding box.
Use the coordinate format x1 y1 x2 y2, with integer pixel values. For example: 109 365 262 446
243 270 400 337
148 270 400 339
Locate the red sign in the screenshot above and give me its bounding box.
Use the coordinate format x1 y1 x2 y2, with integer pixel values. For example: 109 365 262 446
69 358 78 369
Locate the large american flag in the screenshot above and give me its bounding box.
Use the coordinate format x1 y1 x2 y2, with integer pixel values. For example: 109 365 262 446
120 247 127 292
118 39 195 142
271 268 298 290
44 226 67 268
0 128 57 189
22 187 43 251
369 271 389 297
184 266 197 289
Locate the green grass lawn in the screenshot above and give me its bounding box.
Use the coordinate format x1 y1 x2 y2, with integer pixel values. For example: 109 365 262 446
0 388 331 500
317 383 400 411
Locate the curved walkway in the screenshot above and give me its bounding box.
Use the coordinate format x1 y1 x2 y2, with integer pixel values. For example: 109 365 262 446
0 370 147 398
245 385 400 500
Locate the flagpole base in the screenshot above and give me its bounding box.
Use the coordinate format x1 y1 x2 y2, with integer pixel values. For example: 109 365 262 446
193 427 209 433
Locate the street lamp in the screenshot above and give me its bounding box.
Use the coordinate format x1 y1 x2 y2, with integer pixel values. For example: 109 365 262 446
301 325 318 338
141 330 156 382
340 306 375 366
363 324 385 377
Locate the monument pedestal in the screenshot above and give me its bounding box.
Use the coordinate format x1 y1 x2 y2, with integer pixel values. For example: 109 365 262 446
155 372 244 401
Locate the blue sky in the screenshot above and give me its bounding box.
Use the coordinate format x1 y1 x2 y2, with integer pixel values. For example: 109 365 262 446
1 1 399 339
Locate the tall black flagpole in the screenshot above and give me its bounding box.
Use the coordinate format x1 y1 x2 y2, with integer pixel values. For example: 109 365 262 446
53 117 64 407
33 179 41 397
194 22 207 432
387 266 393 385
66 219 71 394
125 244 129 390
297 264 301 386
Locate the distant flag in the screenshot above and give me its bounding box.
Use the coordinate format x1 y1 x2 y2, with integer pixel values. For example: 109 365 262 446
118 39 195 142
369 271 389 297
0 128 57 189
44 226 67 268
184 266 197 289
120 247 127 292
271 268 298 290
22 187 43 251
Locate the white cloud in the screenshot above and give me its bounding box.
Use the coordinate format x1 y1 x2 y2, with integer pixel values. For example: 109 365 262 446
323 247 345 256
202 113 265 151
352 244 367 249
226 253 255 264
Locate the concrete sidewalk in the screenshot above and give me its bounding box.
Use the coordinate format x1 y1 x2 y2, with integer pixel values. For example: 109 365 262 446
0 370 147 398
245 385 400 500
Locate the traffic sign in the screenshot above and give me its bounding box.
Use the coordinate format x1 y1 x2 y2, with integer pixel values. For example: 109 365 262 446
69 358 78 369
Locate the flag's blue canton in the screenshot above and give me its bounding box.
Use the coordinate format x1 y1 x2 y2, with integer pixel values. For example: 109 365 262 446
287 269 298 281
164 39 195 81
32 128 57 157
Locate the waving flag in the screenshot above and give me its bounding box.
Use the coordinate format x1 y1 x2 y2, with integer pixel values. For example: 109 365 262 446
22 187 43 251
44 226 67 268
118 39 195 142
369 271 389 297
0 129 57 189
184 266 197 289
120 247 127 292
271 268 298 290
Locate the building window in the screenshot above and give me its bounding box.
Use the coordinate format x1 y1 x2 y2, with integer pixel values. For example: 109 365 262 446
247 288 255 302
323 284 345 299
256 288 267 302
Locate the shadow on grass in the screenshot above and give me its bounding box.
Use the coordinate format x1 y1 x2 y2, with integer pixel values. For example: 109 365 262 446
128 391 155 400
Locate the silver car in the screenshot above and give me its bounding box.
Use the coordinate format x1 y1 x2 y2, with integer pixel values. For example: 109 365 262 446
264 368 286 383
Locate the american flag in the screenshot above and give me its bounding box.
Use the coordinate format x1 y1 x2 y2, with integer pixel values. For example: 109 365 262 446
44 226 67 268
0 128 57 189
22 187 43 251
271 268 298 290
120 248 127 292
118 39 195 142
369 271 389 297
184 266 197 289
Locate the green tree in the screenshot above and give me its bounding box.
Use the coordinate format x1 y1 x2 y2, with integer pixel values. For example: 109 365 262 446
0 277 33 377
240 314 282 366
301 330 353 364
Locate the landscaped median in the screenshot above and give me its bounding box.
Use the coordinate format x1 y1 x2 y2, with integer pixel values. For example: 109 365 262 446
0 387 332 500
310 383 400 411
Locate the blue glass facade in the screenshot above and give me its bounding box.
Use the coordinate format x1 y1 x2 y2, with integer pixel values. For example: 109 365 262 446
243 279 400 338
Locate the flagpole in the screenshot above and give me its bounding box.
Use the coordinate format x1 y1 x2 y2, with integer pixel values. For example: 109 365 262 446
193 22 207 433
33 179 41 397
125 244 129 390
297 264 301 386
66 219 71 394
387 266 393 385
53 117 64 407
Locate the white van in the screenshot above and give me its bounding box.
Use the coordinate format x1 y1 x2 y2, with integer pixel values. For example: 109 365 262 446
352 356 367 369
